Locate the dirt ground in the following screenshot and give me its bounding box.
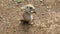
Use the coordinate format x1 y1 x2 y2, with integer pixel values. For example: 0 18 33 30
0 0 60 34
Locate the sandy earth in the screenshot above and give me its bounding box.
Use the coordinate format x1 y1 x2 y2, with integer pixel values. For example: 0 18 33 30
0 0 60 34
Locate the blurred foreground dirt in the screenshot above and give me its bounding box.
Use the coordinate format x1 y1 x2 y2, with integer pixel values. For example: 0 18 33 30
0 0 60 34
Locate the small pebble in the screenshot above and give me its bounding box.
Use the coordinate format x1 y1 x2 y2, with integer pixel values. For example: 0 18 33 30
14 31 16 32
58 0 60 1
0 16 3 19
47 6 50 9
40 0 44 6
40 0 44 2
6 31 9 33
46 6 51 9
0 16 3 21
58 0 60 3
42 13 45 15
1 3 4 7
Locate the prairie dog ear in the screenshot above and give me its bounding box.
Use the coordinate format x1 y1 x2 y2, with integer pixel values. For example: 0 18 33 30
21 6 26 9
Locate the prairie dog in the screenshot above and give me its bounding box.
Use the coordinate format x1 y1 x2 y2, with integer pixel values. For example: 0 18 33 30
21 4 36 24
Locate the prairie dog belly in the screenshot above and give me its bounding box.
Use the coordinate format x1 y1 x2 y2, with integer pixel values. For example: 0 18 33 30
23 12 33 22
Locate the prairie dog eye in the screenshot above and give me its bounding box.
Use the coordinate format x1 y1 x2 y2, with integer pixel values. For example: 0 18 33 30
27 6 28 8
30 7 32 9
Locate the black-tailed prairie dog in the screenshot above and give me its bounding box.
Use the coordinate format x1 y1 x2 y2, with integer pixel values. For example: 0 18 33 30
21 4 36 24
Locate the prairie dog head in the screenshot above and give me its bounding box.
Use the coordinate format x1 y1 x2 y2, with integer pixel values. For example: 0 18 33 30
21 4 36 14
